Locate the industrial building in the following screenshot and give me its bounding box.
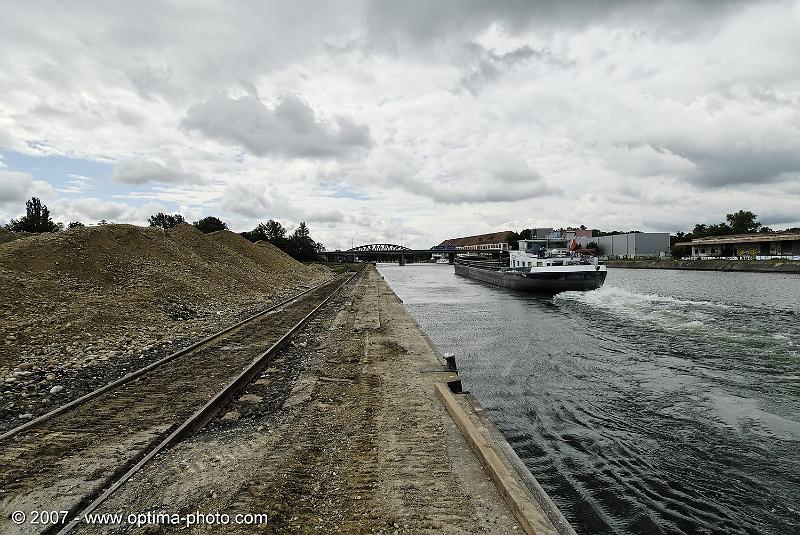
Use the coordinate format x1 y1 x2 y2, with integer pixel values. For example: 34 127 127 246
576 232 670 258
676 231 800 259
437 229 670 258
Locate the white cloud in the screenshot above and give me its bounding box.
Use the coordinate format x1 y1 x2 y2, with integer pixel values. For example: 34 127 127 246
182 93 373 159
0 1 799 247
382 147 560 203
112 159 202 185
57 174 93 194
0 170 53 204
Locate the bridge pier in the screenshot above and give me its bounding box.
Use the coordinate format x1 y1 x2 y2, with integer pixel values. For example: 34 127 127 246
399 253 406 266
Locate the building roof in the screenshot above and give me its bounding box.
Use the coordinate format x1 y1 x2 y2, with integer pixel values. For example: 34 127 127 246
676 231 800 246
438 231 516 247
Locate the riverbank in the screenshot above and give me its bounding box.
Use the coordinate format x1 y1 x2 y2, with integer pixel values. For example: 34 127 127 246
605 258 800 273
73 266 563 534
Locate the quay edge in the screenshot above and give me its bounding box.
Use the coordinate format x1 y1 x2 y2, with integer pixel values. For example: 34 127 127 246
605 258 800 273
378 266 576 534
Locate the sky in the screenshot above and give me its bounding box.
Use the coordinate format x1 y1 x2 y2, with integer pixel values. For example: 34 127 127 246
1 0 799 249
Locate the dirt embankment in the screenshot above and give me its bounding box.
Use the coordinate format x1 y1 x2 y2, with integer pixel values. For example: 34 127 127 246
0 224 329 424
606 258 800 273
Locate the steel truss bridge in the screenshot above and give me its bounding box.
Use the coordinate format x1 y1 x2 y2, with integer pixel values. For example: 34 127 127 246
322 244 453 265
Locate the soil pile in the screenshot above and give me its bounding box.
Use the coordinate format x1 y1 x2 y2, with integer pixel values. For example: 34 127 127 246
0 224 329 387
0 229 31 244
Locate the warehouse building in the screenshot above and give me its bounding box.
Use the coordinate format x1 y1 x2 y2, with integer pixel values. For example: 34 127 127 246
676 231 800 259
576 232 670 257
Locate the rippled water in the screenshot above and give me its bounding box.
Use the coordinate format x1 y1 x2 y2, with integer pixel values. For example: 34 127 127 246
377 264 800 535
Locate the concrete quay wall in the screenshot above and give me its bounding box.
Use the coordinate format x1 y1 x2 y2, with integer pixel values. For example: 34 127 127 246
605 259 800 273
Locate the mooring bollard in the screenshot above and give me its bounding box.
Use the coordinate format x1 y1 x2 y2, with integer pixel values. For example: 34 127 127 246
443 352 457 372
446 379 463 394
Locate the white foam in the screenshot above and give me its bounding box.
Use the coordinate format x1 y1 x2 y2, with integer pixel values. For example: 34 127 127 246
555 286 727 331
556 286 733 310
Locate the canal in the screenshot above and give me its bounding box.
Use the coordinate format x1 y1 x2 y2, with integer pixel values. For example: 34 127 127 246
377 263 800 535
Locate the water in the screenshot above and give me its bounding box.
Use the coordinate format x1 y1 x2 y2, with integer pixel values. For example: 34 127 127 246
377 264 800 535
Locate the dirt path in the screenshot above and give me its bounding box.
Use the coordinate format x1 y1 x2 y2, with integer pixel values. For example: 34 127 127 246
72 266 542 534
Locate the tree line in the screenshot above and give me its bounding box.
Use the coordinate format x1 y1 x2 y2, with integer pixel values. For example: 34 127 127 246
505 210 798 257
670 210 798 257
147 212 324 261
4 197 324 261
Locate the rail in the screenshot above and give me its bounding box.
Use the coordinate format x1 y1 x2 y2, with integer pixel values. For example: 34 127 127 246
53 266 363 534
1 276 340 442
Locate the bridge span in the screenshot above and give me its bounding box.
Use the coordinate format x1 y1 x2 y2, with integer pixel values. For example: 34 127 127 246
322 244 455 265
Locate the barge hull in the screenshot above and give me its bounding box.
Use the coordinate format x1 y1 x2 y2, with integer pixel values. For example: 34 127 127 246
455 263 605 292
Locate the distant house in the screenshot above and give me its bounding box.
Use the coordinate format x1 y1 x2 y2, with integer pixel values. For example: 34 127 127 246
438 231 515 252
676 231 800 259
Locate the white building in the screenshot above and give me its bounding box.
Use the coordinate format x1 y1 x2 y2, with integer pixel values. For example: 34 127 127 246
576 232 670 257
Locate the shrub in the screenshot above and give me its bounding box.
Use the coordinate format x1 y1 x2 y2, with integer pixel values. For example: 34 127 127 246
148 212 185 230
193 216 228 233
6 197 62 232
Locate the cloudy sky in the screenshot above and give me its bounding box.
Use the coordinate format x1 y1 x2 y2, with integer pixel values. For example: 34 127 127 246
1 0 799 249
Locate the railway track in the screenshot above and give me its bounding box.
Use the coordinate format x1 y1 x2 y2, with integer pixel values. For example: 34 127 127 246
0 268 362 535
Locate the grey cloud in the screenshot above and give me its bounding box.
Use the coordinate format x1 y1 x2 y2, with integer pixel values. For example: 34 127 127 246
759 211 800 227
115 107 146 127
658 144 800 188
307 209 345 223
182 94 373 159
391 152 560 204
458 42 565 95
112 159 201 185
366 0 750 46
399 178 559 204
219 183 274 219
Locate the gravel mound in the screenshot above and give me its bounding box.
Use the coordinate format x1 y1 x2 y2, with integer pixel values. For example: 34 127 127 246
0 229 32 244
0 224 329 422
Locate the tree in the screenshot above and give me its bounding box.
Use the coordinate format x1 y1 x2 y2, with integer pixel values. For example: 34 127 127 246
242 220 323 260
670 232 691 258
6 197 61 232
505 231 520 249
706 222 732 237
241 220 287 248
192 216 228 234
518 228 533 240
692 223 708 238
691 223 730 238
263 220 287 244
67 221 85 229
148 212 185 230
726 210 761 234
287 222 321 260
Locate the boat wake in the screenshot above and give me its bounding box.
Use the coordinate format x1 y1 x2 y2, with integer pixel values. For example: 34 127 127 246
553 286 729 332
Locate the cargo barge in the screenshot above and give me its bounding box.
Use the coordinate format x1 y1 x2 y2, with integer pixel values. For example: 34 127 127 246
454 238 607 293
